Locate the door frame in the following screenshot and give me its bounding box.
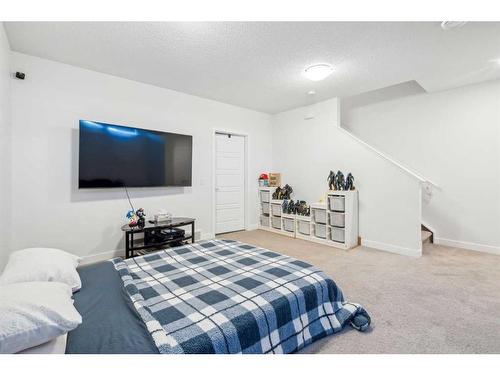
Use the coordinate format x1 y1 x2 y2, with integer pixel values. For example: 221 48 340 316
212 128 249 237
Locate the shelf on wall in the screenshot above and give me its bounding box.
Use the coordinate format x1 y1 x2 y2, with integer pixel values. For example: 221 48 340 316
258 186 359 250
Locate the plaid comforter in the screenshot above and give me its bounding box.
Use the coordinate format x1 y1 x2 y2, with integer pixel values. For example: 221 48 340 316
112 239 370 354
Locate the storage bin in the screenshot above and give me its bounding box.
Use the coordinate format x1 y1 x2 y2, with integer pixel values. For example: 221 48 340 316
298 220 310 235
271 204 282 217
329 195 345 212
330 227 345 243
272 216 281 229
314 224 327 239
283 217 294 232
261 204 270 215
260 215 269 227
312 208 327 224
328 212 345 227
260 190 270 203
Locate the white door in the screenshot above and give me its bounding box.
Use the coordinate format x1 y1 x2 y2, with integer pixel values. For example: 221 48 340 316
215 133 245 234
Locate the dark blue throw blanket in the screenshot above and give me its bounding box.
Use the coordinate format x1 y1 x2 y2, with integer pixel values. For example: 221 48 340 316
112 239 370 354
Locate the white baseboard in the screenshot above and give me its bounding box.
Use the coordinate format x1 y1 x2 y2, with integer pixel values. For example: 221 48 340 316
434 237 500 255
361 239 421 257
81 230 213 265
80 249 124 266
247 223 258 231
201 232 215 240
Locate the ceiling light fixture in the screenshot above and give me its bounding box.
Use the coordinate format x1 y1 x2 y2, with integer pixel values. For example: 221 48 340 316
440 21 467 31
304 64 333 81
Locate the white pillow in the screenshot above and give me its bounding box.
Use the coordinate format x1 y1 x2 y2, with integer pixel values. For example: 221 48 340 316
0 282 82 354
0 248 82 292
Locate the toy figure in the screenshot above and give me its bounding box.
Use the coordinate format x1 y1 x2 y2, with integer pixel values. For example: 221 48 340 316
345 173 355 190
126 210 138 227
295 200 309 216
136 208 146 228
259 173 269 187
282 200 288 213
334 171 345 191
327 170 335 190
301 201 309 216
282 184 293 200
272 186 282 200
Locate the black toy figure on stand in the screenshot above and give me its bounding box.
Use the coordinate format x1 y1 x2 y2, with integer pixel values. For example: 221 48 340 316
328 170 355 191
136 208 146 228
282 184 293 200
345 173 355 190
334 171 345 191
327 170 336 190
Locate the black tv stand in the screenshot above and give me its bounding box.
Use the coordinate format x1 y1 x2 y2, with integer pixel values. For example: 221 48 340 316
121 217 195 259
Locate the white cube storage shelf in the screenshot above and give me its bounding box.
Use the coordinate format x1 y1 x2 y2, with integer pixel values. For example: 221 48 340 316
314 223 327 239
312 208 327 224
260 215 270 227
297 219 311 235
329 212 345 227
260 190 270 203
330 227 345 243
271 216 281 229
326 191 358 249
271 203 282 217
328 195 345 211
282 217 295 232
257 187 358 248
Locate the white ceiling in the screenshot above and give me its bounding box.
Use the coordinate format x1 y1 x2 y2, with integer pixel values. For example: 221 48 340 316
5 22 500 114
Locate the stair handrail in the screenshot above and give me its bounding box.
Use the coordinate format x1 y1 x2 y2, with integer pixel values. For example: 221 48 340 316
338 125 440 189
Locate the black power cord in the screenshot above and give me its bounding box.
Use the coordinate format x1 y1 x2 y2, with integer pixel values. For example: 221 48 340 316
124 186 135 212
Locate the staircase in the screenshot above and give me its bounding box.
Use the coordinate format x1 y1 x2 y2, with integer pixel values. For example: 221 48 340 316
421 224 433 244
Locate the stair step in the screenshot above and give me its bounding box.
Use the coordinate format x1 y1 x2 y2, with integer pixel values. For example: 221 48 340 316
421 230 432 244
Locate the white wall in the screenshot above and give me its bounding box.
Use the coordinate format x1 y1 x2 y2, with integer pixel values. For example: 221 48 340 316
343 80 500 254
0 24 11 267
272 98 423 256
8 52 272 263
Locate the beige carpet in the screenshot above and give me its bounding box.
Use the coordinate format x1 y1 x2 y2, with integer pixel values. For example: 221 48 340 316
217 230 500 354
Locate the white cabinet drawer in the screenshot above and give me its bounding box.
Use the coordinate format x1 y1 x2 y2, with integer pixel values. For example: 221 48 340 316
328 196 345 212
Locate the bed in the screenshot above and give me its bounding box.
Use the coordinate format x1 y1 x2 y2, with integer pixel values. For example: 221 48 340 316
67 239 370 354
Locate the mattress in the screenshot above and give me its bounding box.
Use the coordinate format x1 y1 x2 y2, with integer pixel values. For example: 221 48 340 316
19 334 67 354
66 261 158 354
67 240 370 354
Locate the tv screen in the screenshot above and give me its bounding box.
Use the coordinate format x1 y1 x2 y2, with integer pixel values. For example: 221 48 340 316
79 120 192 188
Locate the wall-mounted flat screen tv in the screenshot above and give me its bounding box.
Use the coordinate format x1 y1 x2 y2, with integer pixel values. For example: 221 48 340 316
79 120 192 188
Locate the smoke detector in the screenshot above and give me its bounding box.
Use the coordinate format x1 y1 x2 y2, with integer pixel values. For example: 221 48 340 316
440 21 467 31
